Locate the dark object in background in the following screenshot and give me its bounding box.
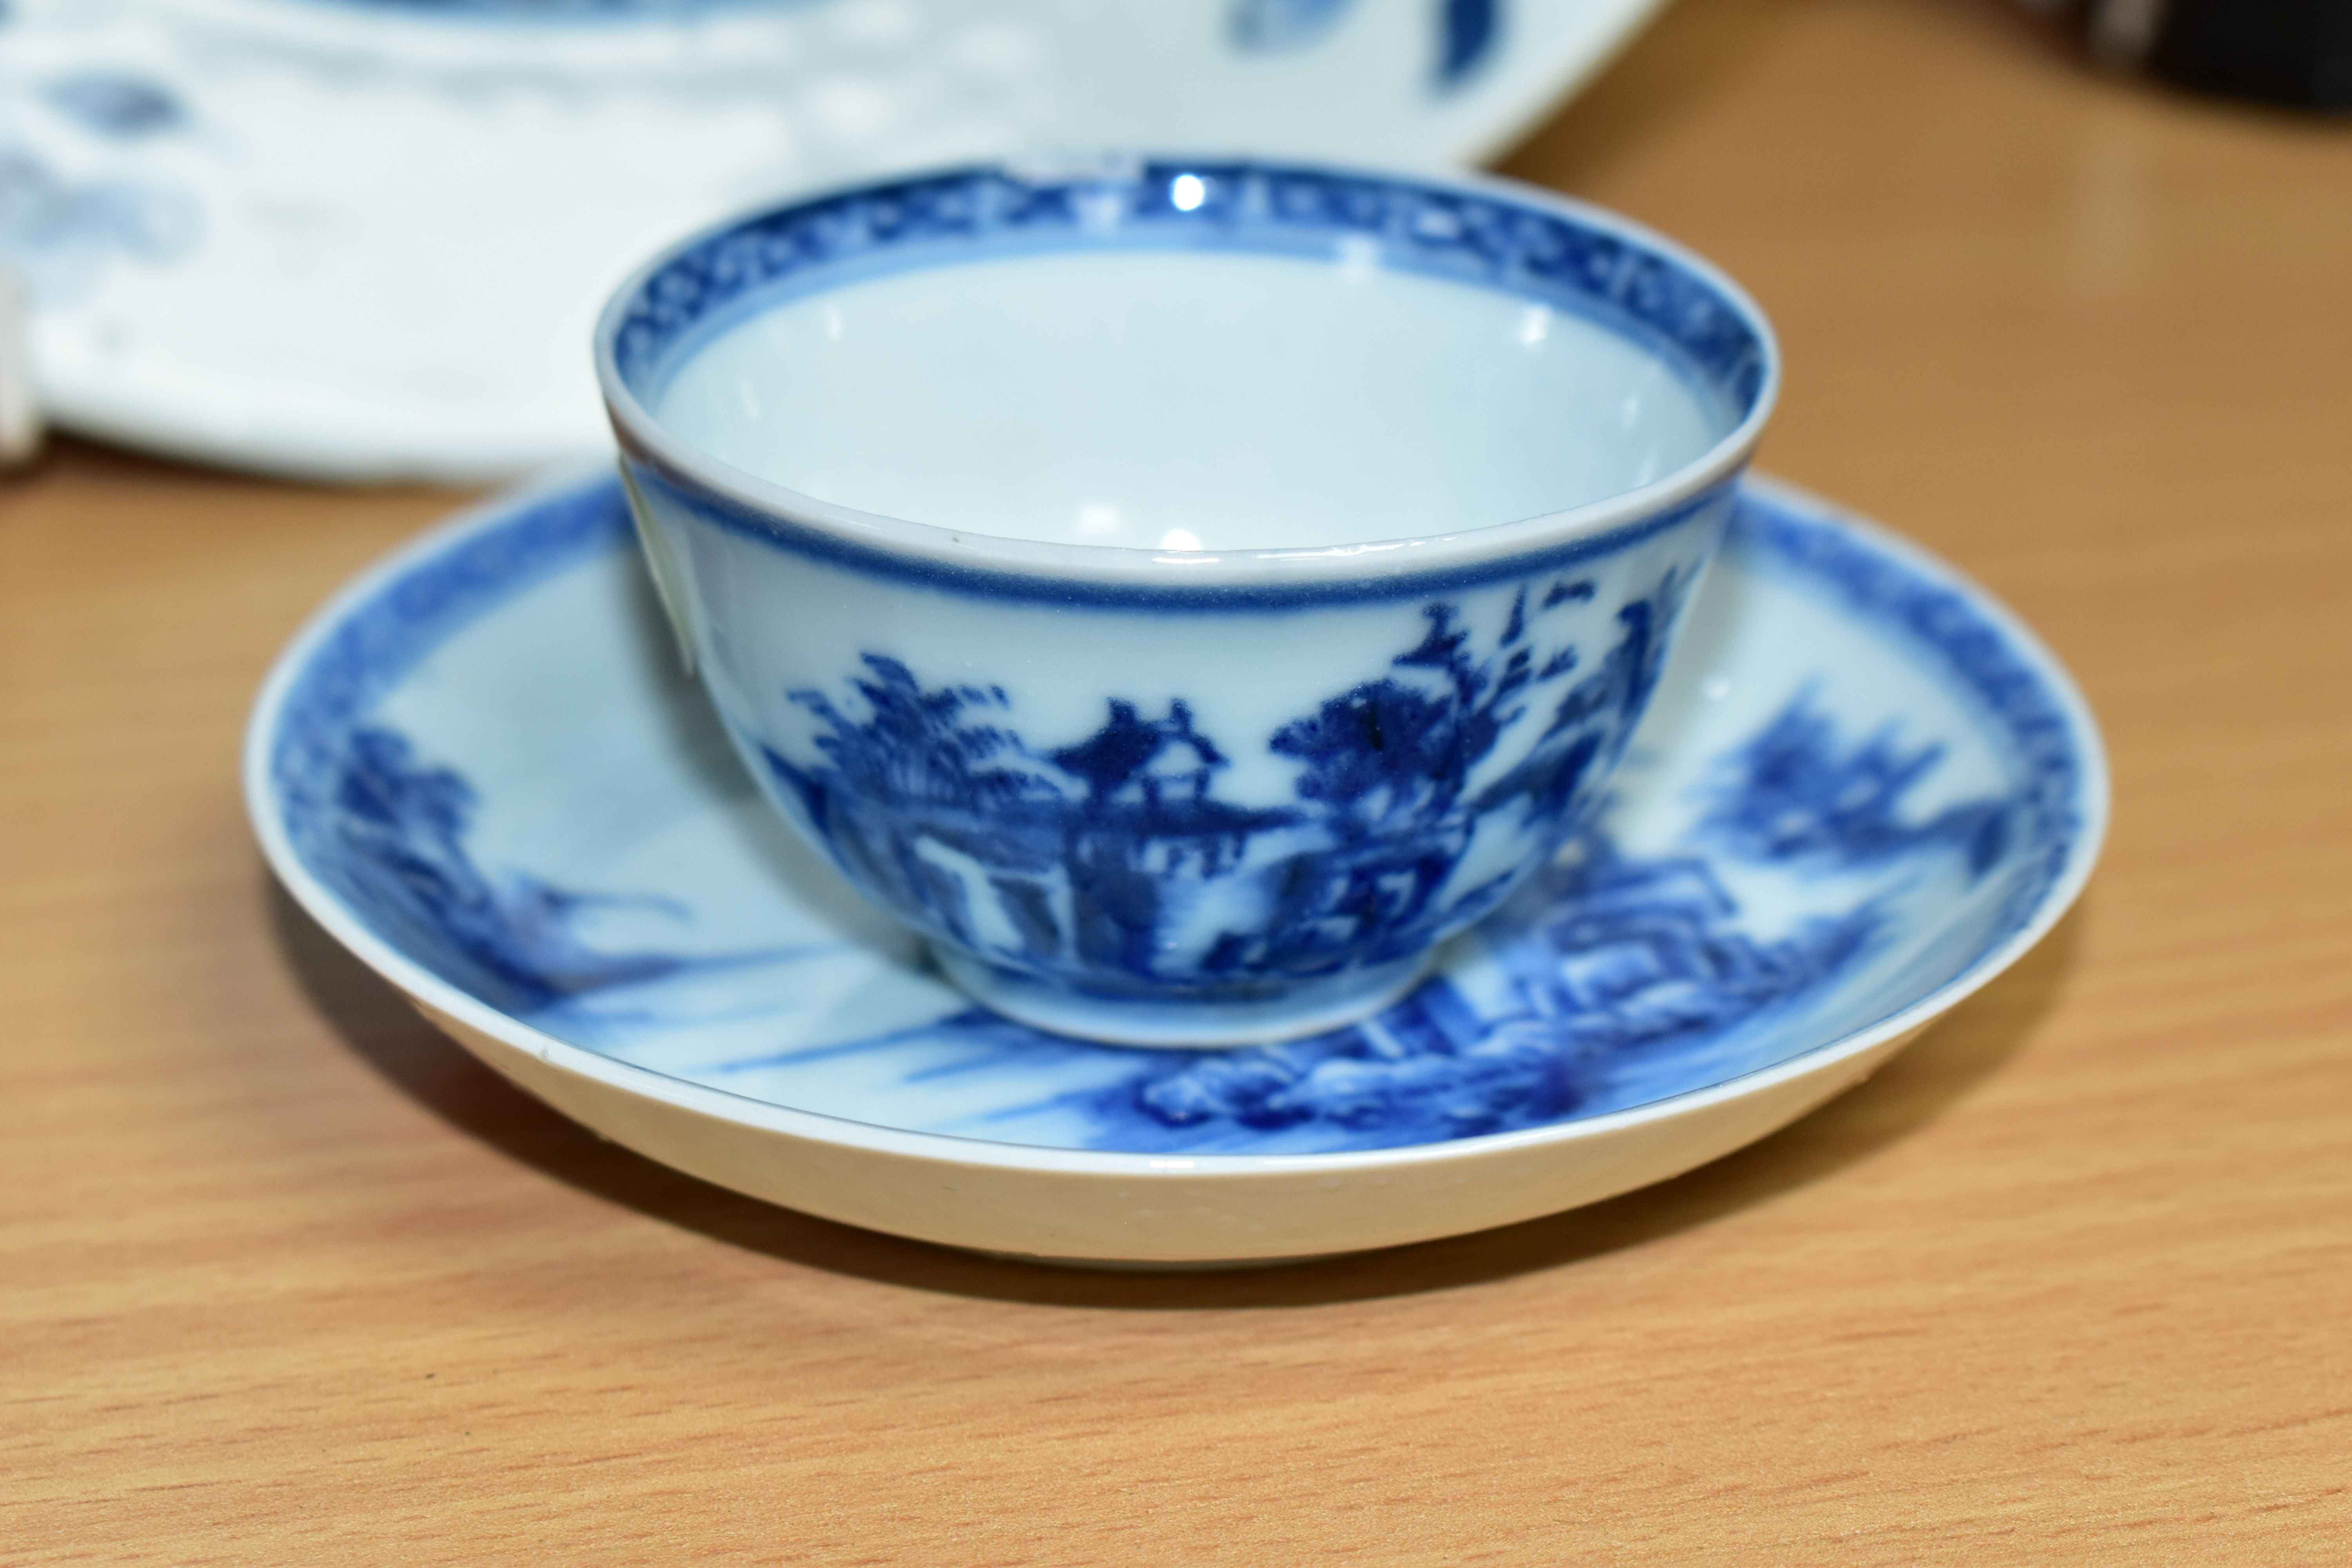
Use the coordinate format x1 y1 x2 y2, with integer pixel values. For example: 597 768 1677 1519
2029 0 2352 109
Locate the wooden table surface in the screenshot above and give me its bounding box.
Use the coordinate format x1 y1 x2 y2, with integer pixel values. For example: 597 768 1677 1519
5 1 2348 1559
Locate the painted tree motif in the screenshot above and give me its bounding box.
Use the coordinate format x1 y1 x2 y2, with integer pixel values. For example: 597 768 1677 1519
328 727 684 1010
1271 581 1592 839
1699 695 2011 875
790 655 1056 811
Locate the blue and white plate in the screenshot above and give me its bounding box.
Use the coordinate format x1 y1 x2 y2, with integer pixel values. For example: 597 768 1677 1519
2 0 1667 480
246 473 2106 1264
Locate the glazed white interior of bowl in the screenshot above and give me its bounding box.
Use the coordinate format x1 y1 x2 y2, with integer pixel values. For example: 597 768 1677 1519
649 248 1733 553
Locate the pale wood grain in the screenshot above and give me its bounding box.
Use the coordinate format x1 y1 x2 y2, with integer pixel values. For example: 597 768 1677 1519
4 1 2348 1560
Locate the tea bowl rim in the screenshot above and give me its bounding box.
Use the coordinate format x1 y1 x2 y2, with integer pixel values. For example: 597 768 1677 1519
592 154 1781 594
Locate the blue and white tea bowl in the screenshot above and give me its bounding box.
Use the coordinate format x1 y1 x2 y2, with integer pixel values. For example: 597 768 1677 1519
595 157 1777 1047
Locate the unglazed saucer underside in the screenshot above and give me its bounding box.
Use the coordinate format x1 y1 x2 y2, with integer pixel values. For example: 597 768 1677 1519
247 474 2104 1260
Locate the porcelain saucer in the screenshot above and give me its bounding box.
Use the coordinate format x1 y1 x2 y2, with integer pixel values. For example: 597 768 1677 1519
245 473 2106 1264
0 0 1666 481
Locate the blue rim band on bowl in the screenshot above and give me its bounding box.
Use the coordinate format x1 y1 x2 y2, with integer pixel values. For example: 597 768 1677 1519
594 156 1779 597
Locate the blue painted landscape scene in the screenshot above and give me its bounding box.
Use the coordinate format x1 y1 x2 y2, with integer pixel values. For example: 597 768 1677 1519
758 570 1694 1005
307 687 2012 1155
